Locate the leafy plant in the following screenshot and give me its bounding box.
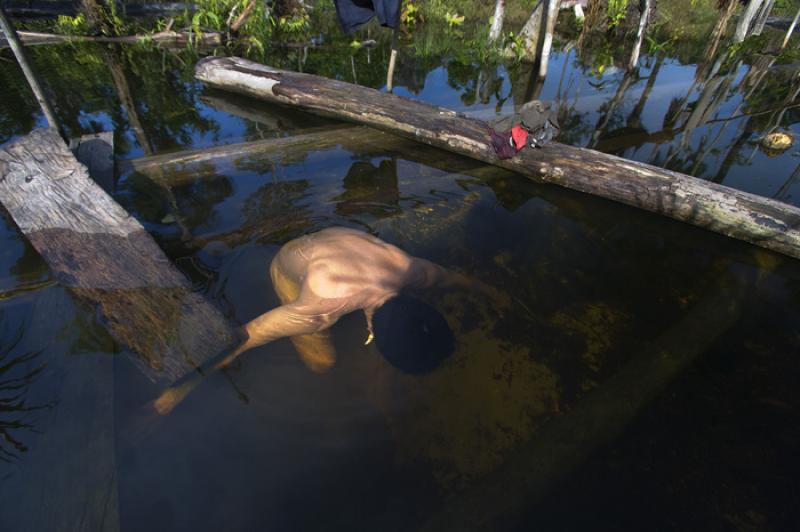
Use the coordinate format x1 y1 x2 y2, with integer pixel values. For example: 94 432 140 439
445 12 465 28
402 1 420 27
607 0 629 30
54 14 91 36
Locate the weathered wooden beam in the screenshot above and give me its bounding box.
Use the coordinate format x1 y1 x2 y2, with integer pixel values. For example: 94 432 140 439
196 56 800 261
0 128 236 383
118 125 418 186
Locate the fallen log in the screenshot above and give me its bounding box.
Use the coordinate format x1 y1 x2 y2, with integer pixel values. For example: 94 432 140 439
119 125 427 186
0 128 236 383
0 29 222 49
196 56 800 261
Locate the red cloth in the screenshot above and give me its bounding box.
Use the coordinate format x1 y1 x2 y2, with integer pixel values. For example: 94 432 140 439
511 125 529 151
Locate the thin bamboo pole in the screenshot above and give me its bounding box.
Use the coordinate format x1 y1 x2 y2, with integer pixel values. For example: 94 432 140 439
0 7 60 134
781 6 800 49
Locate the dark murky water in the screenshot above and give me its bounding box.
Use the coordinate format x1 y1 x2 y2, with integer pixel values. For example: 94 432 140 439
2 16 800 532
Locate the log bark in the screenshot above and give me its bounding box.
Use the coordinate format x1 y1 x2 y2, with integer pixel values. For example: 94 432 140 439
0 128 237 383
194 57 800 261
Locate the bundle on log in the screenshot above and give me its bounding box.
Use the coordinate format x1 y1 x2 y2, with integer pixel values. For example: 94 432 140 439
0 128 236 383
196 57 800 261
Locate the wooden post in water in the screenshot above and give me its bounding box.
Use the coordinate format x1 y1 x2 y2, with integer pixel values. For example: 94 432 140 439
781 6 800 49
627 0 651 72
733 0 765 42
195 56 800 261
0 128 237 383
488 0 505 43
519 0 544 60
0 7 60 133
751 0 775 36
538 0 560 77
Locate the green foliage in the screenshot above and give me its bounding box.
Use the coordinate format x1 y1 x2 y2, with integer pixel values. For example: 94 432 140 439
276 10 311 38
607 0 629 30
53 14 91 36
401 0 421 27
444 12 465 28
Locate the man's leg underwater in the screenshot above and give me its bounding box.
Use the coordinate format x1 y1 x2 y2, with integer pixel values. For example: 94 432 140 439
270 259 336 373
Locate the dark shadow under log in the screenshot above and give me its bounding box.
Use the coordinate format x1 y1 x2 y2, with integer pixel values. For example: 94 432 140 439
195 56 800 261
0 128 236 383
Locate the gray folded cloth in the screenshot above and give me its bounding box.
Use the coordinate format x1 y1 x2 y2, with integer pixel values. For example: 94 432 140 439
491 100 560 148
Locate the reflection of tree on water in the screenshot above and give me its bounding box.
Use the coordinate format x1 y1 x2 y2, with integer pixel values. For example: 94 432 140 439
334 158 400 218
172 169 236 231
0 324 49 463
239 179 314 244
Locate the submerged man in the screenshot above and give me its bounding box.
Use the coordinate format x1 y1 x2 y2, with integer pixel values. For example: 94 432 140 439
155 227 504 414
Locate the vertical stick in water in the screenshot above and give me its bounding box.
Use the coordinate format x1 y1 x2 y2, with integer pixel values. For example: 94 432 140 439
537 0 559 78
733 0 765 42
0 7 60 133
628 0 651 72
488 0 505 43
386 28 399 92
781 6 800 49
386 2 402 93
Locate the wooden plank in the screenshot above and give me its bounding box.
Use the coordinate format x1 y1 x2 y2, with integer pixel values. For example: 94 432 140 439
0 128 237 383
196 56 800 261
70 131 114 193
120 122 488 188
118 125 417 185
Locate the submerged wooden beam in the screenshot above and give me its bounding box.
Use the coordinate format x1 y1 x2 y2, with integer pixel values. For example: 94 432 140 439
118 124 364 183
0 128 236 383
196 56 800 261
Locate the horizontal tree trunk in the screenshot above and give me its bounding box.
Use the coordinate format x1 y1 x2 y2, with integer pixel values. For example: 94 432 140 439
0 128 236 383
0 29 222 49
196 57 800 261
